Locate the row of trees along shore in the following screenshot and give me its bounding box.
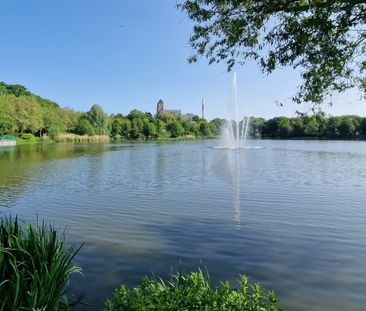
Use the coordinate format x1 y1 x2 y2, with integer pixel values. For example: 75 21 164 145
1 82 366 141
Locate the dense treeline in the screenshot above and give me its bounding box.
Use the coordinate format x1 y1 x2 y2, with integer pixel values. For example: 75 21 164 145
0 82 222 140
250 114 366 139
1 82 366 141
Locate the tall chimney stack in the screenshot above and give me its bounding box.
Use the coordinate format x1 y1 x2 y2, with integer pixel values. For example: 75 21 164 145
201 98 205 119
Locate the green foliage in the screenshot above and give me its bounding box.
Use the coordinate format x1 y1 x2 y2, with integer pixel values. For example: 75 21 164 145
143 120 157 139
166 120 184 138
48 121 66 140
75 118 95 136
128 109 147 121
361 118 366 135
19 133 37 142
258 114 365 139
0 98 16 135
0 82 31 97
179 1 366 105
264 117 292 138
0 216 82 311
104 268 280 311
338 117 356 137
209 118 224 136
87 104 109 135
199 121 212 137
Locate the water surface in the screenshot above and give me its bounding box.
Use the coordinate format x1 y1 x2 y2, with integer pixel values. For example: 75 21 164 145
1 140 366 310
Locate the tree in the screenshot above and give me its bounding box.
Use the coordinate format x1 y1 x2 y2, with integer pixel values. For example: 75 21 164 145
264 117 291 137
120 119 132 138
110 117 123 138
166 121 184 138
129 118 144 139
0 82 31 97
361 117 366 135
142 120 157 139
179 1 366 105
290 118 305 137
304 116 321 137
75 118 95 136
338 116 356 137
249 117 266 137
0 96 16 135
87 104 109 134
48 121 65 140
199 121 212 137
326 116 342 138
9 95 43 133
128 109 146 121
155 119 167 137
209 118 224 135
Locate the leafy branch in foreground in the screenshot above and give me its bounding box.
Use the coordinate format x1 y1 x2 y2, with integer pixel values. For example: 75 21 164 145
179 0 366 106
104 268 281 311
0 216 82 311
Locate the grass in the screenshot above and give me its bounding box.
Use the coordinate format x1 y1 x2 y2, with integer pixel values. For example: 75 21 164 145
0 216 82 311
103 268 281 311
55 133 111 143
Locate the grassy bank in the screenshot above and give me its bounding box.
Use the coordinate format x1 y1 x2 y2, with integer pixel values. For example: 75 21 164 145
14 133 111 145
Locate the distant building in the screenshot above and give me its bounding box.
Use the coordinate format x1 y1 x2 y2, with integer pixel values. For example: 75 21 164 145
156 99 164 114
156 99 198 121
181 113 195 121
156 99 181 117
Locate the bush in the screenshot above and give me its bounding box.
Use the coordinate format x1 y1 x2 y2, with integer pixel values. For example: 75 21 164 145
19 133 37 142
103 268 281 311
0 217 82 311
75 118 95 136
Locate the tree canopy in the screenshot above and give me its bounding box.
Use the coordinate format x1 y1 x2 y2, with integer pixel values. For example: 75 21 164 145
179 0 366 105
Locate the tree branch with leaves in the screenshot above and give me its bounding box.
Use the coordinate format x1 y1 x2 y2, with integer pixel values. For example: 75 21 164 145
179 0 366 106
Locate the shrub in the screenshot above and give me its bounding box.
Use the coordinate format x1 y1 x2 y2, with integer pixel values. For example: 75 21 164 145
75 118 95 136
103 268 281 311
19 133 37 142
0 217 82 311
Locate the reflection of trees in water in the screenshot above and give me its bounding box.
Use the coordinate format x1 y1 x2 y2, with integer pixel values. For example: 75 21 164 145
0 144 124 208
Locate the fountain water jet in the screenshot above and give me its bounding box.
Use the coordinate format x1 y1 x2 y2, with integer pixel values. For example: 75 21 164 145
219 72 251 149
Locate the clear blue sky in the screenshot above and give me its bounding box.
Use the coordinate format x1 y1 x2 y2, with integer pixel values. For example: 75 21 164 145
1 0 365 120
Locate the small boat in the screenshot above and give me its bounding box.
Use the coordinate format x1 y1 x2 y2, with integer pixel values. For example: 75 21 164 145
0 136 17 147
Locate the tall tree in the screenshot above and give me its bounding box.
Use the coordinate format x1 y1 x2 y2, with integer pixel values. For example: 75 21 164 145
0 96 16 135
179 1 366 105
87 104 109 134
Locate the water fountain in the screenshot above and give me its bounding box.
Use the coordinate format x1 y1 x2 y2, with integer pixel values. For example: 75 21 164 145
219 72 251 149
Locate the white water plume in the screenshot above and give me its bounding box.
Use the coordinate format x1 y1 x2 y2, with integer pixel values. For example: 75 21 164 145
219 72 251 149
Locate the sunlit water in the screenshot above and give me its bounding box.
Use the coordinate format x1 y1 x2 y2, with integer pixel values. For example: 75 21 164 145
1 140 366 310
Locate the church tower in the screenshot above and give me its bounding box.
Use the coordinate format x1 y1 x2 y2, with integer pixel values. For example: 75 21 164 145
157 99 164 114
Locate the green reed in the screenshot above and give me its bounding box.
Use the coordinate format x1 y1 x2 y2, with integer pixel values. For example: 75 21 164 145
104 267 281 311
0 216 82 311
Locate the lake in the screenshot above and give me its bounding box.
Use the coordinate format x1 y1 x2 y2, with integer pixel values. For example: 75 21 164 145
1 139 366 310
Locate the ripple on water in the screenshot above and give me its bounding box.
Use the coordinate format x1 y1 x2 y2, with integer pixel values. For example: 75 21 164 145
1 140 366 311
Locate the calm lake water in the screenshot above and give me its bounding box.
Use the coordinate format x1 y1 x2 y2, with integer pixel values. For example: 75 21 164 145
1 140 366 310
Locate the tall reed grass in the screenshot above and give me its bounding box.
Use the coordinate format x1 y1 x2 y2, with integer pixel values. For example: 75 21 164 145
56 133 110 143
0 217 82 311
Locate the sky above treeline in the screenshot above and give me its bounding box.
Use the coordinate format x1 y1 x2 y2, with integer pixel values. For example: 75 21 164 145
1 0 366 120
